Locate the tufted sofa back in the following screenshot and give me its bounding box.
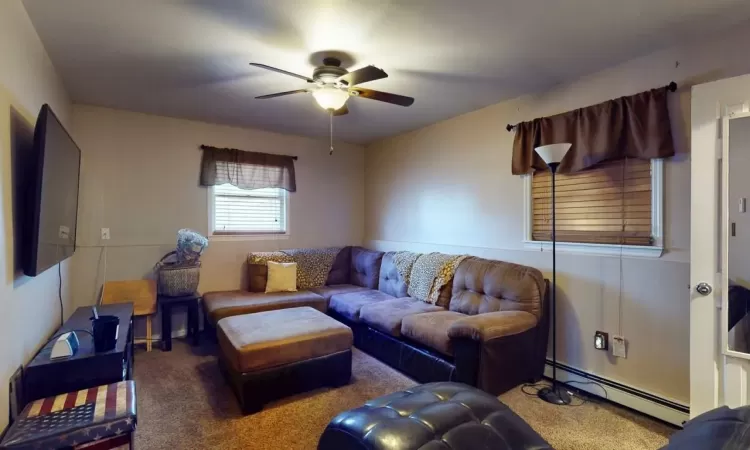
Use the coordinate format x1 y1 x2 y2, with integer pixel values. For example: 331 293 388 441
449 257 546 318
349 247 384 289
326 246 352 285
377 252 408 297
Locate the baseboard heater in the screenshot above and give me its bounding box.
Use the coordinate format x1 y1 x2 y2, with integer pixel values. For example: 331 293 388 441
544 360 689 427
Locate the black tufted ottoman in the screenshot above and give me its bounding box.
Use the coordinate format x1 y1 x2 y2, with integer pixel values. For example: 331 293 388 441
318 382 552 450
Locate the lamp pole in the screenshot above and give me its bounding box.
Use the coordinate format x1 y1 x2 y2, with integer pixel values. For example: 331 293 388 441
534 144 572 405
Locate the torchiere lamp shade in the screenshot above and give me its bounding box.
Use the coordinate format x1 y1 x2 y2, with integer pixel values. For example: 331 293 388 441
534 143 572 166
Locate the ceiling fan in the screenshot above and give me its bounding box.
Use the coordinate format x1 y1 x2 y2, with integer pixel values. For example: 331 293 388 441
250 57 414 115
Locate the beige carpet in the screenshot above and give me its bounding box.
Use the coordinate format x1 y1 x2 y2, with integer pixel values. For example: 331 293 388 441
133 340 675 449
500 385 674 450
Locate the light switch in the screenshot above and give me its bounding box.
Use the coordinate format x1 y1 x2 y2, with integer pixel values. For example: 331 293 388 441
740 198 746 213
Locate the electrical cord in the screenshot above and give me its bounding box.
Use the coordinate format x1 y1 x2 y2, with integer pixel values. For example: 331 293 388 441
520 379 608 408
57 260 64 327
564 380 609 401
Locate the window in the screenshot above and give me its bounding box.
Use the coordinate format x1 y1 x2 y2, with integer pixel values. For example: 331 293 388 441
524 158 663 257
210 184 288 235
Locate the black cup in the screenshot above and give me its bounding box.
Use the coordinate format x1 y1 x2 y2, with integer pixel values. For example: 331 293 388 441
91 315 119 352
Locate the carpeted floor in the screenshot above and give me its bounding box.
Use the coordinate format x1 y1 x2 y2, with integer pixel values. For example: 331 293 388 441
134 339 675 450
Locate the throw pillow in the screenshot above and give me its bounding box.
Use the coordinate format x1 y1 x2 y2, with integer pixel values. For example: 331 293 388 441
265 261 297 293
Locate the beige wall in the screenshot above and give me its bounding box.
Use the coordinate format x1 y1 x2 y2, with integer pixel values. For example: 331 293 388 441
365 22 750 404
69 106 365 334
0 1 72 430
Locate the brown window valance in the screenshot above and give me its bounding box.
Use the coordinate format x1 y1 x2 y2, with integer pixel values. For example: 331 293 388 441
511 87 675 175
199 145 297 192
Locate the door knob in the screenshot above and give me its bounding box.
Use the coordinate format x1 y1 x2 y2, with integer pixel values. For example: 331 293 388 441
696 282 713 295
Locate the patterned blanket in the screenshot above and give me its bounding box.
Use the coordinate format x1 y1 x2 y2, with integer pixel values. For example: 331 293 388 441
408 253 469 304
281 247 342 289
392 251 422 286
247 251 293 265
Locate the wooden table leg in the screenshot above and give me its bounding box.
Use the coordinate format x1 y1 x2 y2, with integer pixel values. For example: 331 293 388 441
161 303 172 351
146 315 152 352
188 301 199 346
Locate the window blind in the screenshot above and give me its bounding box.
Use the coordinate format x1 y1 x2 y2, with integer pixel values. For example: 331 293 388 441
532 158 652 246
212 184 287 234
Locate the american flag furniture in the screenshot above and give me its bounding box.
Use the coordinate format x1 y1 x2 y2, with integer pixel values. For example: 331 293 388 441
0 381 136 450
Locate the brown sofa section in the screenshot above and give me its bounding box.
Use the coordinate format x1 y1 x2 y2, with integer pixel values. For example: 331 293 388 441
203 246 549 396
401 311 466 356
450 256 545 317
204 246 384 325
350 247 384 289
328 289 393 322
310 285 369 301
445 256 548 394
359 297 443 337
203 290 326 325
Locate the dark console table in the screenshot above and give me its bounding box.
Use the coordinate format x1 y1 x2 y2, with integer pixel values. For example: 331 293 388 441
24 304 134 403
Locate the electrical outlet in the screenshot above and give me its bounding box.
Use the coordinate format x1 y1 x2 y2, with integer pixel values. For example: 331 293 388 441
594 331 609 350
101 228 110 240
612 335 627 358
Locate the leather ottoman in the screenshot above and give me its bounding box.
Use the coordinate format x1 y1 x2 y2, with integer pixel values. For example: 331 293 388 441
318 382 551 450
217 306 353 414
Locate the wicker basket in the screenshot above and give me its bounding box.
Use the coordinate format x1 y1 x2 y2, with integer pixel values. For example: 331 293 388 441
155 251 200 296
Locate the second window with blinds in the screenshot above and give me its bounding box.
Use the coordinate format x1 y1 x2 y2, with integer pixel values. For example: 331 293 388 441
210 184 288 236
525 158 663 257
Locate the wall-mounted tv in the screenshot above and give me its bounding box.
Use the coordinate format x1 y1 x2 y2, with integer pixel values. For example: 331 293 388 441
23 104 81 277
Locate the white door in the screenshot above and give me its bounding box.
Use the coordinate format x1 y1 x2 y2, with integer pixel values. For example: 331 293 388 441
691 73 750 417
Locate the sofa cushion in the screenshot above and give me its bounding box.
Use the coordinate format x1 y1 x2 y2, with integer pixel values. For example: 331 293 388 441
310 284 369 301
326 247 352 285
450 257 546 318
378 252 408 298
203 290 326 325
447 310 538 342
329 289 394 322
246 251 294 292
265 261 297 293
360 298 444 337
400 311 466 356
350 247 384 289
217 307 352 373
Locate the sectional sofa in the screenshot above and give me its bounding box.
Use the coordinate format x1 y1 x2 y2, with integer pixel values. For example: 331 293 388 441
202 246 550 395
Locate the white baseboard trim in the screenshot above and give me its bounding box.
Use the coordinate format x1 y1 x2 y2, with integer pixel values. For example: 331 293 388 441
544 361 688 427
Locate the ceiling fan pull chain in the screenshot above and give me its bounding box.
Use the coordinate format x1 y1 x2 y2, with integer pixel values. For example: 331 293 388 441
329 110 334 156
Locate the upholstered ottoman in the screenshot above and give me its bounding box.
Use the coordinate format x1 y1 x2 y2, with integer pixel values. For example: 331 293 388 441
217 307 353 414
318 382 551 450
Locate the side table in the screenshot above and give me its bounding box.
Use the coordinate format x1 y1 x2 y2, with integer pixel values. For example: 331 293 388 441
159 293 201 351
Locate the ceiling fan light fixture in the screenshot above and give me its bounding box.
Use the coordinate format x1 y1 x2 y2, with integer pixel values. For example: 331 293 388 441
313 86 349 111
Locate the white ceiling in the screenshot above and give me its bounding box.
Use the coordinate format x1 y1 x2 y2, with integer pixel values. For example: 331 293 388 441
23 0 750 144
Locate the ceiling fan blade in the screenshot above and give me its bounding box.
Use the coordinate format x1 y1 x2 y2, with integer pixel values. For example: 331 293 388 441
338 65 388 86
255 89 309 99
249 63 314 83
352 88 414 107
333 104 349 116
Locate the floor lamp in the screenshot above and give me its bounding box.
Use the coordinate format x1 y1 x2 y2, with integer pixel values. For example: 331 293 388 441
534 143 572 405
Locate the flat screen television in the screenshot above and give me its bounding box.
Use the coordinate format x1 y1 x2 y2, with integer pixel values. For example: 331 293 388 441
23 104 81 277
